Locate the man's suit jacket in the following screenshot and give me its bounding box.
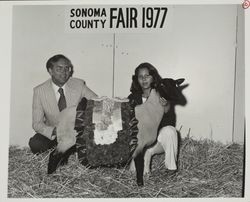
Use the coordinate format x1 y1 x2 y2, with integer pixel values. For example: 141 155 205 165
32 77 97 139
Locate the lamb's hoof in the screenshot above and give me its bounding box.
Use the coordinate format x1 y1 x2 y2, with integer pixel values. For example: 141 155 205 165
60 158 68 166
48 151 63 174
137 180 144 186
80 158 90 167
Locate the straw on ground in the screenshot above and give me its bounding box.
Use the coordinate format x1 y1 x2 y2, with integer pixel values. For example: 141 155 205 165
8 137 244 198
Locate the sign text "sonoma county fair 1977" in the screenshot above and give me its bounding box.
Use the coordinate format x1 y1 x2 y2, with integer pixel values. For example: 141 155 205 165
67 6 169 30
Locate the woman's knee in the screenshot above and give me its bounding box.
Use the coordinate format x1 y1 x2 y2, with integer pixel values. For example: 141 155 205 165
159 126 177 137
158 126 178 142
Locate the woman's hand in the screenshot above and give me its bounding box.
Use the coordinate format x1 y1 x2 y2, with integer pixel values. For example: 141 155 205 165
160 97 168 106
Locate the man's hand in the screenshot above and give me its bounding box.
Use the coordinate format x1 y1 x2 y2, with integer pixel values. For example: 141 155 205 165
51 127 57 140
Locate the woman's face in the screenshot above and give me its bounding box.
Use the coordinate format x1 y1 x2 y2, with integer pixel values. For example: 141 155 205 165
137 68 153 91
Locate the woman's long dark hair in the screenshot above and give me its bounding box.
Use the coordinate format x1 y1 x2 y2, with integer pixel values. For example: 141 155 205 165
130 62 162 94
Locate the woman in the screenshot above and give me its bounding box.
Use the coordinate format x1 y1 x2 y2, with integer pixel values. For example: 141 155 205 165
128 62 178 175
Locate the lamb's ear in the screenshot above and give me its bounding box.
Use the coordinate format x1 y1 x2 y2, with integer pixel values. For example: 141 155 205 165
175 78 185 86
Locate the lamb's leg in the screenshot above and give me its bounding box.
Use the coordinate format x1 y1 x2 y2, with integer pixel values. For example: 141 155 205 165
144 141 164 174
48 150 63 174
60 144 76 165
134 152 144 186
47 145 76 174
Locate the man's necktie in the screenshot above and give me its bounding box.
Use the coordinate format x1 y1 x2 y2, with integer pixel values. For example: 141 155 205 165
58 88 67 111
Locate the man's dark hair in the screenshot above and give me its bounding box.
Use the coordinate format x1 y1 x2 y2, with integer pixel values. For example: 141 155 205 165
46 54 73 74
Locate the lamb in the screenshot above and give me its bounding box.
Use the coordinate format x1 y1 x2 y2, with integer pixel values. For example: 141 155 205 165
130 88 165 185
47 106 78 173
128 78 185 185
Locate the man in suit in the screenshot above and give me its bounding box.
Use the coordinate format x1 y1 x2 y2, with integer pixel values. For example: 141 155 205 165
29 54 97 154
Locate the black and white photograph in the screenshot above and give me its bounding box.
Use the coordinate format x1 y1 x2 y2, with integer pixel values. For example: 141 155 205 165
0 0 248 200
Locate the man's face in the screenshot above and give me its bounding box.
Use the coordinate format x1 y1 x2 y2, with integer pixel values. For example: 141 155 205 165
48 58 72 87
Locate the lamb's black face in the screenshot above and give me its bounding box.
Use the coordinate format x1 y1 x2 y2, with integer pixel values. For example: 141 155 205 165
158 78 185 102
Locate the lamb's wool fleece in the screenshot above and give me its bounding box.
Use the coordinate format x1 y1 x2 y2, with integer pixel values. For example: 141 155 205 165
132 89 165 158
56 106 77 153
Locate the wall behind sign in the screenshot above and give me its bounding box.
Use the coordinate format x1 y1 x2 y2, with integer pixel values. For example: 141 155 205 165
9 5 244 147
